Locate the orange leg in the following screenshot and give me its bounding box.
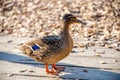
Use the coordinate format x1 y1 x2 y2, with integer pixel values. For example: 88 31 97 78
45 64 59 75
52 64 65 71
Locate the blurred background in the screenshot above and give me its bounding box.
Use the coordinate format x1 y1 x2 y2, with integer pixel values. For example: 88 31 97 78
0 0 120 50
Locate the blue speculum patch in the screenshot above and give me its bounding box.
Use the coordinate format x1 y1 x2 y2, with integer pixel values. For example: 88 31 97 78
31 44 40 51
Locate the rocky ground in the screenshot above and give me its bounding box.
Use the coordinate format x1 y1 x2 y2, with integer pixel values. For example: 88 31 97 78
0 0 120 50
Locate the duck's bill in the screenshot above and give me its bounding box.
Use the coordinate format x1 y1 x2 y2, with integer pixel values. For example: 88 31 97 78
77 19 86 25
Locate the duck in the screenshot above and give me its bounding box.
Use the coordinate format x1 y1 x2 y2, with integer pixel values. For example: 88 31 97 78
19 14 85 75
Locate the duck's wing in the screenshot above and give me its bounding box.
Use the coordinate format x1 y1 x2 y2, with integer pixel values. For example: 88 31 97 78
19 35 61 61
41 35 61 45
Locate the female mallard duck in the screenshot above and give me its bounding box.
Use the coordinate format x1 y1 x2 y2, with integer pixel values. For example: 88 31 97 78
19 14 85 74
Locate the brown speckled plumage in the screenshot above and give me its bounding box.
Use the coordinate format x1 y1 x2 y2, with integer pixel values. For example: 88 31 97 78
19 14 85 74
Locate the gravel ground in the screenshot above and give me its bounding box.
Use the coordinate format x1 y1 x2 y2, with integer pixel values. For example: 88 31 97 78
0 0 120 50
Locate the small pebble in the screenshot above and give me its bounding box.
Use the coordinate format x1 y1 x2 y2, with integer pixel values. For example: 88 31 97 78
100 61 107 64
73 45 78 48
94 54 101 57
93 49 96 52
115 48 120 51
7 40 13 43
114 59 118 62
9 74 14 77
29 70 35 73
20 70 27 73
71 50 77 53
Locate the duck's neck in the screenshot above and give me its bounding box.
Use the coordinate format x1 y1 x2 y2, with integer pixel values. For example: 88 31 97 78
63 23 70 34
61 22 73 52
61 23 72 40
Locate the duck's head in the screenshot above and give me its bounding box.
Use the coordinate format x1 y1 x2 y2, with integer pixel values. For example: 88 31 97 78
63 14 86 25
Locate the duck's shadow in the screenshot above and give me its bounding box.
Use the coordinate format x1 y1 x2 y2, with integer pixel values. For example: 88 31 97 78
59 66 120 80
0 52 44 68
0 52 120 80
